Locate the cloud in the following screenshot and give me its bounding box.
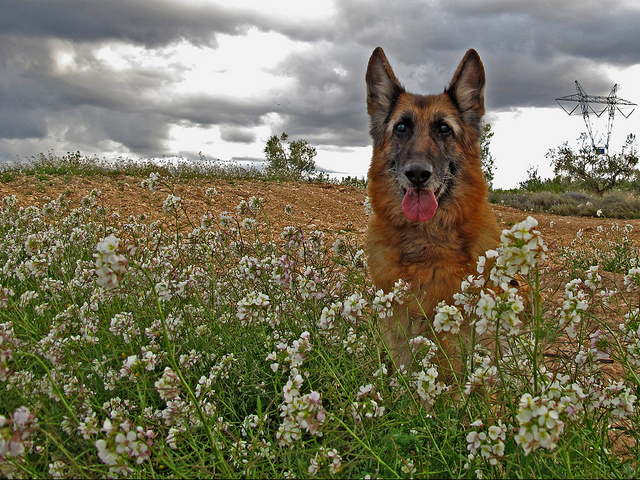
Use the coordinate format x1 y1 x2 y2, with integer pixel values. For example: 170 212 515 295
0 0 639 163
0 0 257 48
264 46 371 147
220 126 258 144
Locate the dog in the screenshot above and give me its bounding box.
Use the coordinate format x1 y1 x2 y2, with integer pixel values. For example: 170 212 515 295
365 47 501 376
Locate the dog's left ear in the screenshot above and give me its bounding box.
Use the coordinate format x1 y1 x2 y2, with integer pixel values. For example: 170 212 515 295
446 49 485 126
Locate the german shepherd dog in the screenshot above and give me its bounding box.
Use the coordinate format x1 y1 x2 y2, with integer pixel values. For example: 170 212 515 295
365 47 501 375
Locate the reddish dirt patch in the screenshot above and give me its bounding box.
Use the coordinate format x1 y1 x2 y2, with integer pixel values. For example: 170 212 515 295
4 174 640 248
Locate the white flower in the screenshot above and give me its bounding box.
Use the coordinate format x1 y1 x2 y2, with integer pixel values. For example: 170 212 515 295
97 234 119 255
162 194 182 212
95 439 117 465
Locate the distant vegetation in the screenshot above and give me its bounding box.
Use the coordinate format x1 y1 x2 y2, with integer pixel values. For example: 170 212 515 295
0 149 368 188
490 133 640 219
263 132 324 182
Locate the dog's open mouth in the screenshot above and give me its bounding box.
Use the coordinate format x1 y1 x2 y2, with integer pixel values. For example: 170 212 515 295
402 184 443 222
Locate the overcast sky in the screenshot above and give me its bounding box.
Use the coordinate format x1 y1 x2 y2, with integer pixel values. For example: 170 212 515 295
1 0 639 188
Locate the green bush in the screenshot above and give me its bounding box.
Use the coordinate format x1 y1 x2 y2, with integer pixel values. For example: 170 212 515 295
491 188 640 219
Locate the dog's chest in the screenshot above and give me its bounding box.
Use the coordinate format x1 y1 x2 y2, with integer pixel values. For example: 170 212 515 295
397 227 465 266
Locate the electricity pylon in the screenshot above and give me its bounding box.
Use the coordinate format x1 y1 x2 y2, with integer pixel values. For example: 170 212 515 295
555 81 636 154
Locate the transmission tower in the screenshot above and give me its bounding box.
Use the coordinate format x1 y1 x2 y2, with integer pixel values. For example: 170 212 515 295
555 80 636 154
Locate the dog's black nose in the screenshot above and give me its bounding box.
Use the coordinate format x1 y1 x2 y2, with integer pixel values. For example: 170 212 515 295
405 163 432 186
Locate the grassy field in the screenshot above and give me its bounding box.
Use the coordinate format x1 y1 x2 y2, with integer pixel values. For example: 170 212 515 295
1 154 639 478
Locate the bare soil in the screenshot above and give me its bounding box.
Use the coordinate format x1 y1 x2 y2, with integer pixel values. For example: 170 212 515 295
3 173 640 249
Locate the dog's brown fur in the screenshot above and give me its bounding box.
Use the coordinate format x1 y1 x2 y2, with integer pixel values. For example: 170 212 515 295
365 47 501 374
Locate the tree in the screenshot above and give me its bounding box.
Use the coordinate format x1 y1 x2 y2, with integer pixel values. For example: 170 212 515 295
263 133 318 180
480 122 496 189
546 133 638 196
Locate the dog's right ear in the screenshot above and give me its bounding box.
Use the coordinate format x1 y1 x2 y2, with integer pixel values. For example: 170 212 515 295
366 47 404 144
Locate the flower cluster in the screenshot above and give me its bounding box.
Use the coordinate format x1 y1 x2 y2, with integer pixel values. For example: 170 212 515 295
162 194 183 213
154 367 181 402
196 353 237 398
463 350 499 395
624 266 640 293
281 225 304 250
465 419 507 467
434 303 464 334
95 418 155 475
557 278 589 338
412 355 447 407
514 392 566 455
0 322 20 381
266 331 312 373
318 302 340 334
342 326 367 355
490 216 547 285
140 172 162 192
94 234 128 289
0 406 37 458
350 384 385 421
371 289 397 319
341 292 367 322
237 291 273 327
436 217 543 341
319 279 409 337
298 267 328 300
586 380 637 418
237 256 263 282
235 254 295 289
276 373 327 447
308 447 342 475
109 312 140 344
0 287 14 309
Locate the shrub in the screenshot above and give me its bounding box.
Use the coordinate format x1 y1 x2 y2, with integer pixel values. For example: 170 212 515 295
491 189 640 219
263 133 320 181
547 133 639 196
561 191 590 203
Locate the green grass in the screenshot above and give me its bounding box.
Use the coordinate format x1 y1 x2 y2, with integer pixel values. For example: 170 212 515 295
0 159 639 478
490 189 640 219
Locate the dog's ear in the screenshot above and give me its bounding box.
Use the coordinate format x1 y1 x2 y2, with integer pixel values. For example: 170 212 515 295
446 49 485 127
366 47 404 144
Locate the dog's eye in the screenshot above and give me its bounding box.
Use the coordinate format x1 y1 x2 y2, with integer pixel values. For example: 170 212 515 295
394 122 407 134
438 123 452 135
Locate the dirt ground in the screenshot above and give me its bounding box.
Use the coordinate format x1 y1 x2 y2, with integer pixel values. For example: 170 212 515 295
3 173 640 250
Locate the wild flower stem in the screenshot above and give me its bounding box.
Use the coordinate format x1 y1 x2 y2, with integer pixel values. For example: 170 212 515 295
41 429 86 475
20 352 80 426
331 415 398 477
532 267 542 393
599 321 640 387
136 263 233 477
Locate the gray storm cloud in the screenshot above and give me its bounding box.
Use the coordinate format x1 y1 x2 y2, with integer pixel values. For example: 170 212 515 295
0 0 638 161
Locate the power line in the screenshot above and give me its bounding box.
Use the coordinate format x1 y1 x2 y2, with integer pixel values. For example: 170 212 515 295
555 81 636 154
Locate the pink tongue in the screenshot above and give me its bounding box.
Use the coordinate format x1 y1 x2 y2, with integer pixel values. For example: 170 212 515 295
402 189 438 222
